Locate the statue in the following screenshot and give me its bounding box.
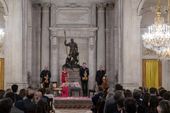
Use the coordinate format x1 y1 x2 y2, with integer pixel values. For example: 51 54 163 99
64 38 79 68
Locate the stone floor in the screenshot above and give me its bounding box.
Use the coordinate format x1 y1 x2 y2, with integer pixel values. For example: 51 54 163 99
55 109 92 113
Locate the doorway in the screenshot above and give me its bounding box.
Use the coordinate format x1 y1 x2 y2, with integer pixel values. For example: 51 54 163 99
142 59 162 89
0 58 4 89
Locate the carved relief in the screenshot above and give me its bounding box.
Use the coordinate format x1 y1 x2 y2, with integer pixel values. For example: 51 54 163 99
56 8 91 25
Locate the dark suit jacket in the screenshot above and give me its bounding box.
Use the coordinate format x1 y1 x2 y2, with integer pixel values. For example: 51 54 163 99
79 67 89 81
96 70 106 85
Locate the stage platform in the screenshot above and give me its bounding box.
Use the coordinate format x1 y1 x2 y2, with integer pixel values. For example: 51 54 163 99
54 97 92 109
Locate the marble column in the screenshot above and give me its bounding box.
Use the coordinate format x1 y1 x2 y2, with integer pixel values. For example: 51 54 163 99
88 36 96 89
97 3 106 68
122 0 142 89
41 3 50 69
32 4 41 87
5 0 23 88
50 33 58 82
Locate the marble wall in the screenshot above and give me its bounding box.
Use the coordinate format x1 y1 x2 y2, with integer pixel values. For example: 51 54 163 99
5 0 165 90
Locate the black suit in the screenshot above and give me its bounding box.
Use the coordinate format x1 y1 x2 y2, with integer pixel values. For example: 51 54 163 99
80 66 89 96
40 69 51 88
96 70 105 85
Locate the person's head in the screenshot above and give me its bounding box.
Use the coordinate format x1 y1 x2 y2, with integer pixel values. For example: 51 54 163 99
133 89 142 100
159 89 167 98
0 98 13 113
62 66 67 71
34 90 42 103
99 65 104 70
163 91 170 101
11 84 18 93
38 88 46 96
114 90 125 102
125 98 137 113
82 62 87 68
19 89 26 99
44 65 48 70
124 89 132 98
5 92 15 103
157 100 170 113
115 84 123 91
150 87 158 95
27 88 35 99
71 38 74 42
102 76 107 82
0 90 5 99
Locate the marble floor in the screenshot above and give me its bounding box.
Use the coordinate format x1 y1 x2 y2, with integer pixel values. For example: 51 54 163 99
55 109 92 113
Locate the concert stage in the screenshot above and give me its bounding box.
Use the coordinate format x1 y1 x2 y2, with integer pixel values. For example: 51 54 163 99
54 97 92 109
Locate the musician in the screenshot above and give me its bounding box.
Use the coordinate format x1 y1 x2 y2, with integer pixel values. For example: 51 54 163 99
61 66 69 84
60 66 69 97
40 66 51 88
80 62 89 96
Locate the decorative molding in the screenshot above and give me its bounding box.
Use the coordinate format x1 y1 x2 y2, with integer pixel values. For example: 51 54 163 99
55 7 91 25
97 2 107 9
49 27 98 38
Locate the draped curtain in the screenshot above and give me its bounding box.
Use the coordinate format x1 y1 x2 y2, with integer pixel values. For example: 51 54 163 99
143 60 161 89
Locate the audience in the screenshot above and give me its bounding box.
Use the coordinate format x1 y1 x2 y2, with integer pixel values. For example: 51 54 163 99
157 100 170 113
1 83 170 113
0 97 13 113
91 84 170 113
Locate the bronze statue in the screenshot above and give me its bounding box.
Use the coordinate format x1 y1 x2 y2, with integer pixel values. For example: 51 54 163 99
64 38 79 68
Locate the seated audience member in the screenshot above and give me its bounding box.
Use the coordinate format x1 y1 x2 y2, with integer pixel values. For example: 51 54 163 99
115 84 123 91
157 100 170 113
124 89 132 98
91 86 104 113
142 92 150 113
124 98 137 113
133 89 145 113
117 98 125 113
0 98 13 113
35 90 50 113
5 92 24 113
104 90 125 113
11 84 22 102
158 89 167 101
16 88 37 113
0 89 5 99
44 88 54 113
19 89 26 100
163 91 170 101
150 87 158 96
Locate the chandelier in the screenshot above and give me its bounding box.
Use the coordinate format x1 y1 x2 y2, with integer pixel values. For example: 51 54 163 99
142 0 170 57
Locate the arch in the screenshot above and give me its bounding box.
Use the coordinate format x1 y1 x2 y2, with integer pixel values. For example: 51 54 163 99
137 0 146 16
0 0 8 16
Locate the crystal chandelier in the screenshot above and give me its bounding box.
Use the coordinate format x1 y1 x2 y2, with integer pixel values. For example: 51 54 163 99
142 0 170 57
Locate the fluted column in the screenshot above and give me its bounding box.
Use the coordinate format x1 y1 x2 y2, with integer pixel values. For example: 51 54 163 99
50 33 58 82
88 36 96 89
97 3 106 68
41 3 50 69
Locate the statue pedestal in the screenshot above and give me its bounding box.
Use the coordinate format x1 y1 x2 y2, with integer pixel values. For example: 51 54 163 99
67 68 80 84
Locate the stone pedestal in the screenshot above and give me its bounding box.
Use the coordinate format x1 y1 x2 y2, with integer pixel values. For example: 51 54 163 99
67 68 80 84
